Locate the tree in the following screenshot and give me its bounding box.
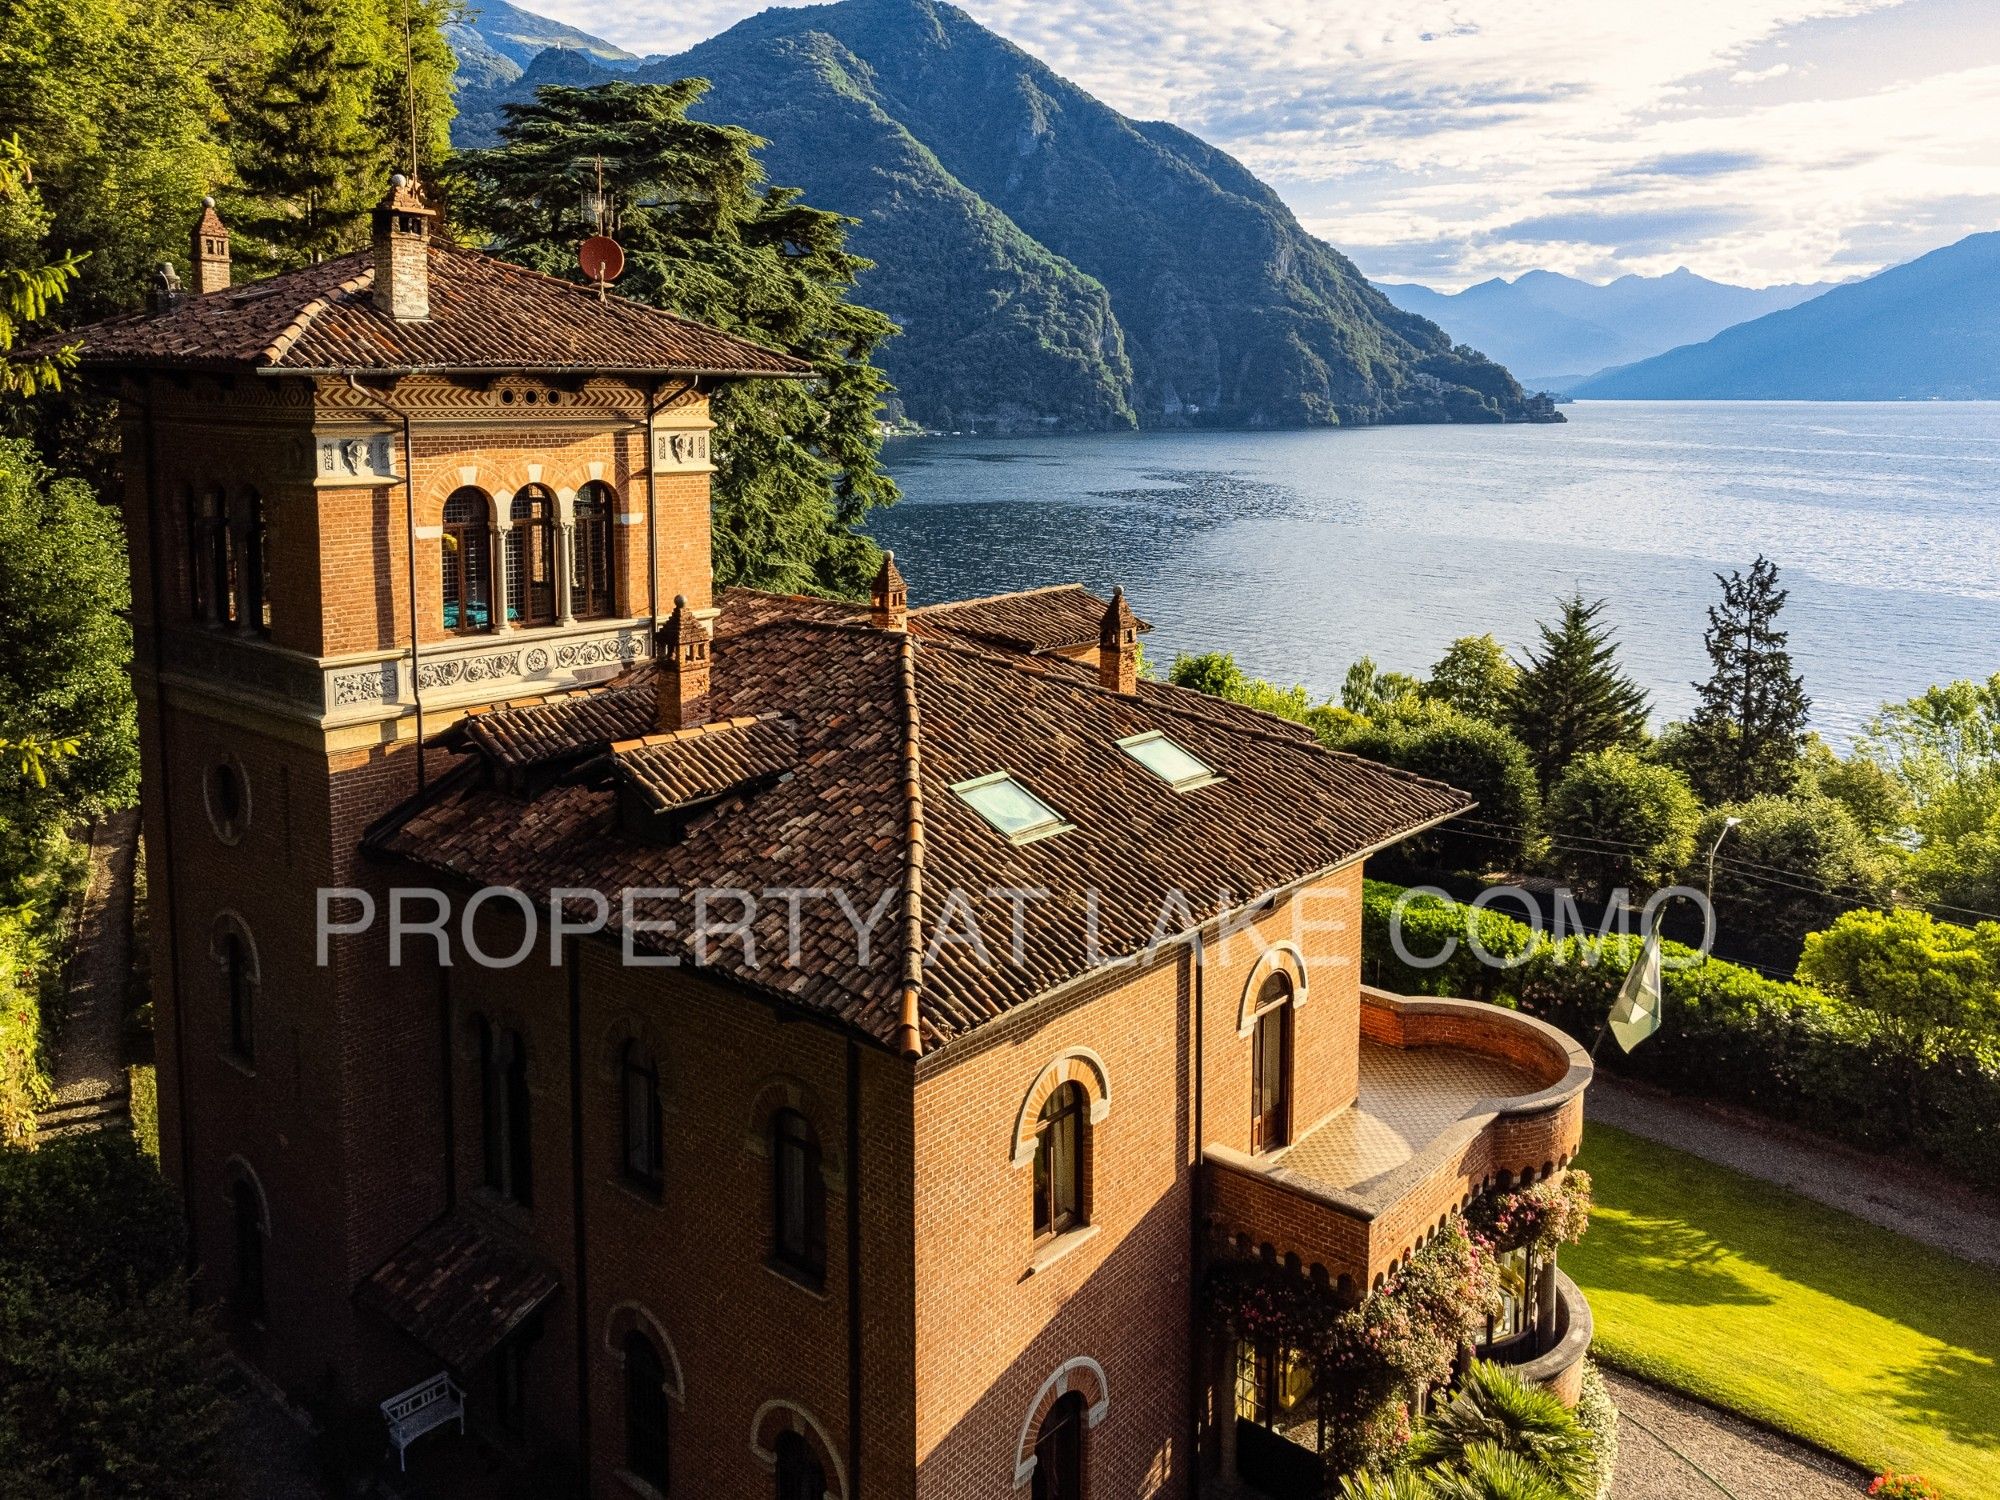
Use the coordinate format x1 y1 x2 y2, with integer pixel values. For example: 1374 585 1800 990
0 138 84 397
1506 594 1649 792
227 0 384 268
1343 654 1423 715
1544 749 1699 901
1798 907 2000 1059
1674 556 1811 802
1167 649 1324 724
1800 737 1912 840
1695 796 1894 966
1328 702 1542 874
1856 674 2000 807
1426 635 1518 724
1904 772 2000 920
0 439 136 899
456 80 899 597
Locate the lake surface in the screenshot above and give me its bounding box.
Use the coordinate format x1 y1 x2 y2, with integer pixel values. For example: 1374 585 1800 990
869 402 2000 745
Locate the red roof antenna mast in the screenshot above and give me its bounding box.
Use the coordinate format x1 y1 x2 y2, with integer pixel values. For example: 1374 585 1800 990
578 155 625 302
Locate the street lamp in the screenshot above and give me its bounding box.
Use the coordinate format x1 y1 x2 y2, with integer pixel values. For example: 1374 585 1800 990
1704 815 1742 963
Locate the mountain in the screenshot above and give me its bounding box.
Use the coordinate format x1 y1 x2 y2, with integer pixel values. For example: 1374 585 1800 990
450 0 1556 432
444 0 641 91
1375 268 1837 392
1570 232 2000 399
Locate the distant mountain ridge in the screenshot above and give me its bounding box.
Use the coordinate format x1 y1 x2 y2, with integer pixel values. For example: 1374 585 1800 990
1571 232 2000 399
450 0 1558 432
445 0 641 91
1375 268 1837 392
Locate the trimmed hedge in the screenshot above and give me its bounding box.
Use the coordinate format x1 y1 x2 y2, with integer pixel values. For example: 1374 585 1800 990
1361 880 2000 1191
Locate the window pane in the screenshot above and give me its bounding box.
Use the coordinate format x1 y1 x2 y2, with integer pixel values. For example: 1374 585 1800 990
955 775 1064 838
1121 732 1216 788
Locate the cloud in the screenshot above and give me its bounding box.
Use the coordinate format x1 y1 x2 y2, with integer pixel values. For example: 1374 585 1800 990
527 0 2000 288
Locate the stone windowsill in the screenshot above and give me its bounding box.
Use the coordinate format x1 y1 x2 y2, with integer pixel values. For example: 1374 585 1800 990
1025 1223 1101 1278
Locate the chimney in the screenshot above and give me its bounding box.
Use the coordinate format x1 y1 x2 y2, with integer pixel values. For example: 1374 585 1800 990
1098 586 1138 694
371 173 436 322
191 197 231 294
871 550 909 631
655 595 712 732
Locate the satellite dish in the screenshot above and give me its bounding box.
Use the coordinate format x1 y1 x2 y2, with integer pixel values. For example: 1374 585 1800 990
579 235 625 286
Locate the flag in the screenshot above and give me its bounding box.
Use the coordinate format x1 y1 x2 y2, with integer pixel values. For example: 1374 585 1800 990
1608 931 1663 1053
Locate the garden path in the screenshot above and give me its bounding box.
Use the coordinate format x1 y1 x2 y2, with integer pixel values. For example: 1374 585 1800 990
34 807 138 1138
1603 1368 1863 1498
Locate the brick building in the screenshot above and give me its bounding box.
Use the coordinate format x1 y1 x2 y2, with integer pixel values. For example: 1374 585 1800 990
67 183 1593 1499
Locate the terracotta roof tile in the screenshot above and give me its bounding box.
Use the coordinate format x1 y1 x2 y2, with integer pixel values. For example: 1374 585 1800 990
377 592 1469 1053
355 1216 560 1370
614 713 798 812
910 584 1151 655
58 243 808 379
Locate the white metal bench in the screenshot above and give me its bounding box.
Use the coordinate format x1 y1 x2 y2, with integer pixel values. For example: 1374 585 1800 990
380 1371 464 1471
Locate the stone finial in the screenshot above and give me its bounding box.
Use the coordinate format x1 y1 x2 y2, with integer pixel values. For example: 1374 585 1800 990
656 595 712 731
191 197 231 295
1098 586 1138 694
871 550 909 631
371 173 437 322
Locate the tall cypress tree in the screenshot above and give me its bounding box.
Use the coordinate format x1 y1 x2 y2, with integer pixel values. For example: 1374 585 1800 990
1678 555 1811 802
1508 593 1651 791
456 81 898 598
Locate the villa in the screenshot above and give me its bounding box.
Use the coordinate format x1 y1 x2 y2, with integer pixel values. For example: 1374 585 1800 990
64 180 1594 1498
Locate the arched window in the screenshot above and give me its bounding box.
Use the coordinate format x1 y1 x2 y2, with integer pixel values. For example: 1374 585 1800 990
571 482 616 620
1032 1391 1086 1500
774 1430 824 1500
220 927 255 1061
621 1041 662 1193
442 488 493 634
242 489 268 632
232 1177 265 1320
771 1109 825 1285
624 1329 670 1490
507 488 557 627
1251 973 1293 1154
1033 1082 1087 1241
478 1019 532 1206
191 488 233 624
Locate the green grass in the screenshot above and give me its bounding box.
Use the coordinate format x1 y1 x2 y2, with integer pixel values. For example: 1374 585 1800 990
1564 1122 2000 1498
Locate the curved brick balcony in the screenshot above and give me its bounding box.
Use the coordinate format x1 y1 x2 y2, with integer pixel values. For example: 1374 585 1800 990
1204 987 1592 1294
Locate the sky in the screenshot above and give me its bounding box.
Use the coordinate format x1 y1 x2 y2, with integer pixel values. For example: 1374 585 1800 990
524 0 2000 290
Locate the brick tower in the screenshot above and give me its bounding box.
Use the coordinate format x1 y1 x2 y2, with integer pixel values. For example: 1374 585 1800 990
66 183 806 1401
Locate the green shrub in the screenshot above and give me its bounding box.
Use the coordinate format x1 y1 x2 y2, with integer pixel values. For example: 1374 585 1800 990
0 1133 234 1499
1695 795 1894 966
1544 749 1698 899
1329 704 1542 875
1572 1362 1617 1500
1407 1362 1596 1499
1361 880 2000 1189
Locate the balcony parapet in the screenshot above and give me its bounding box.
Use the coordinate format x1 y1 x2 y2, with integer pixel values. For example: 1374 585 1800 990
1204 989 1591 1292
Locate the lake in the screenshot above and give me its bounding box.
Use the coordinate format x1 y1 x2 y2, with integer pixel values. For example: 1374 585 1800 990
869 401 2000 745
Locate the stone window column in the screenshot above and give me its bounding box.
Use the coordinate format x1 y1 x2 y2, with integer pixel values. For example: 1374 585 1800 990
232 507 259 636
556 487 577 627
492 497 515 631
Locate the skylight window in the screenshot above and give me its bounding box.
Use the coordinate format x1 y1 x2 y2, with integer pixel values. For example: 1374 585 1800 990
1119 731 1219 790
952 772 1072 844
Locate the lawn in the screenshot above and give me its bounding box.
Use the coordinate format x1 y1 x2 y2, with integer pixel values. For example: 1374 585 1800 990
1564 1122 2000 1499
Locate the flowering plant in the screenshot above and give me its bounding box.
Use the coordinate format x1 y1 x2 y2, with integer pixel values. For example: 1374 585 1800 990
1868 1474 1941 1499
1464 1169 1592 1256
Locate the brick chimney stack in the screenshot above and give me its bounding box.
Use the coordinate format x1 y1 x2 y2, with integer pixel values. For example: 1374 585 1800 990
1098 586 1138 694
371 174 436 322
191 197 231 294
871 551 909 631
656 596 712 732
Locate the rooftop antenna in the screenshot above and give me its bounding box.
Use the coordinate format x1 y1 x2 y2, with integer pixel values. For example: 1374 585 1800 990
578 156 626 301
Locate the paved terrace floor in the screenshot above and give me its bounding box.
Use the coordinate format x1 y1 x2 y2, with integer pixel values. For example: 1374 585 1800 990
1279 1040 1539 1197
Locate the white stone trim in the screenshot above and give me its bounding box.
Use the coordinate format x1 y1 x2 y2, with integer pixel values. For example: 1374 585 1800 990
1010 1048 1112 1168
1237 940 1309 1036
603 1302 686 1406
748 1400 847 1500
1012 1357 1110 1487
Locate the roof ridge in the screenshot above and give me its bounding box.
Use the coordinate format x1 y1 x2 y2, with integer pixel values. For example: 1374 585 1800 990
610 711 782 754
260 267 373 365
914 632 1469 800
911 582 1089 612
894 631 926 1058
440 243 808 371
